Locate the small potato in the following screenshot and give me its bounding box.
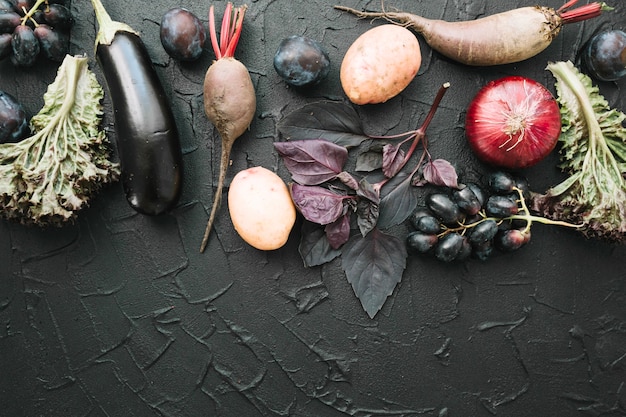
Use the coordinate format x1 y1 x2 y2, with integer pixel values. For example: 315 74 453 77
228 166 296 250
340 24 421 105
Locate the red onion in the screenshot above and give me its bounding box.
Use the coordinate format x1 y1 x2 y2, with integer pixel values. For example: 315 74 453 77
465 76 561 169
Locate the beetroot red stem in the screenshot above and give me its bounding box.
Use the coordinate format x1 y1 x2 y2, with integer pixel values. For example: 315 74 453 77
208 3 247 59
558 1 611 24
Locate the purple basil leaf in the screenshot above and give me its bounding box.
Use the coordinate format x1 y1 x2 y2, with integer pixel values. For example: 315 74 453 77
341 228 407 318
275 140 348 185
356 141 385 172
378 172 418 229
356 198 379 237
277 101 368 148
356 178 380 204
299 221 341 267
291 183 347 225
325 212 351 249
422 159 459 189
382 143 405 178
336 171 360 190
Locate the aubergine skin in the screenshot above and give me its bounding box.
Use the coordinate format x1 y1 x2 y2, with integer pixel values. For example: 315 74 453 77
96 31 183 215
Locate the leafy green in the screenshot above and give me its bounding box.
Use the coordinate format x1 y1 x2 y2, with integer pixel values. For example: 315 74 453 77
531 61 626 241
0 55 120 226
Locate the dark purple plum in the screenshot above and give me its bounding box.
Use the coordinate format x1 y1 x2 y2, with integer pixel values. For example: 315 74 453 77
160 7 205 62
11 24 39 66
0 10 20 33
0 32 11 59
0 90 29 143
582 29 626 81
42 3 73 31
34 23 68 61
273 35 330 87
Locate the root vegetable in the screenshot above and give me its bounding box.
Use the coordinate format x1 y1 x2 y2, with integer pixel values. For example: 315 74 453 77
200 3 256 252
340 24 421 104
335 0 611 66
228 166 296 251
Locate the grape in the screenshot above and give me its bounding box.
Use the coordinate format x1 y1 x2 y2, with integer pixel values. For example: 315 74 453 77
274 35 330 87
472 240 494 261
468 219 498 245
0 10 20 33
41 3 72 31
434 232 464 262
485 195 519 218
582 29 626 82
34 23 67 62
0 90 29 143
453 183 483 215
12 0 32 15
0 0 15 12
408 207 434 230
487 170 516 194
456 236 472 261
495 228 530 252
160 7 205 62
406 231 438 254
0 32 10 59
11 24 39 66
426 193 464 225
414 214 442 234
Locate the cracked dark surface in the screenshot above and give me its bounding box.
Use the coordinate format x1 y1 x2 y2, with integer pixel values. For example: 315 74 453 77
1 0 625 416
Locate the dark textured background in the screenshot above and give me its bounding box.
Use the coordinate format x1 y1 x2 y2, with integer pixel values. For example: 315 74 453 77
1 1 625 416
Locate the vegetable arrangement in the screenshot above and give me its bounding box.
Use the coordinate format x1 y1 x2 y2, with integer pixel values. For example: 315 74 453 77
91 0 183 216
200 2 256 253
1 0 624 318
0 54 119 225
334 0 611 66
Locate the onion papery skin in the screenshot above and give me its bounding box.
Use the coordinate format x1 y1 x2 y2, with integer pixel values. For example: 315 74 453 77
465 76 561 169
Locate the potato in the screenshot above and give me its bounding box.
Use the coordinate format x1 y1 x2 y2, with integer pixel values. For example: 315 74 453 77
228 166 296 250
340 24 422 105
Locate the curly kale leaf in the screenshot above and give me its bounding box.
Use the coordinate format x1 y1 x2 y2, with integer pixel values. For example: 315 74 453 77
531 61 626 241
0 55 120 226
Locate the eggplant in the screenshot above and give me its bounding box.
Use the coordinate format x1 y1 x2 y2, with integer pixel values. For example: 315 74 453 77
91 0 182 215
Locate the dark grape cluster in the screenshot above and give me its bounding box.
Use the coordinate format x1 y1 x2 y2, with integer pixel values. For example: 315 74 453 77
0 0 72 67
406 171 535 262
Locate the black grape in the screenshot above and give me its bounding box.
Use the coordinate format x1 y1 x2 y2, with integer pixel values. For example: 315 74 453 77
0 32 11 59
34 23 67 62
434 232 464 262
42 3 72 31
426 193 464 225
0 10 20 33
406 231 438 254
11 24 39 67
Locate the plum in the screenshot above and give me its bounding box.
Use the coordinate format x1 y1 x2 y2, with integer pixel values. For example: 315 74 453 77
0 90 29 143
160 7 206 61
582 29 626 81
273 35 330 87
